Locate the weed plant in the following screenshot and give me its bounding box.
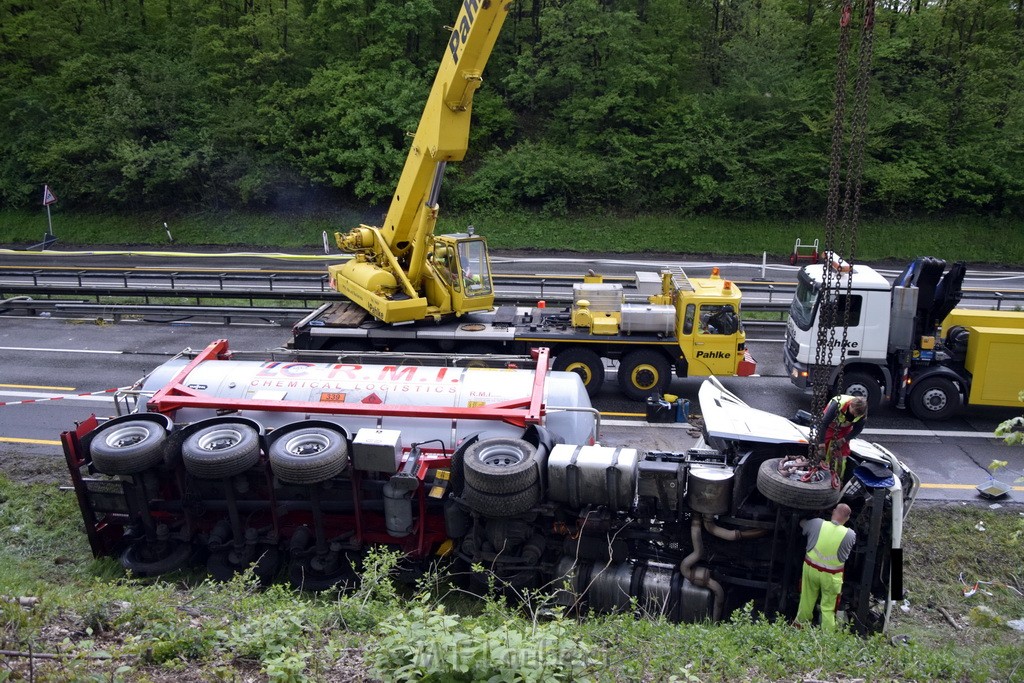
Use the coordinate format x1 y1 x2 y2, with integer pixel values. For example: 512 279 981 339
0 473 1022 681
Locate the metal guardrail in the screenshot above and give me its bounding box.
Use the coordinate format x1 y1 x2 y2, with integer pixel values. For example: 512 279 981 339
0 298 309 326
3 270 1021 308
0 283 334 304
0 268 332 291
2 268 1020 332
0 277 801 311
1 296 791 336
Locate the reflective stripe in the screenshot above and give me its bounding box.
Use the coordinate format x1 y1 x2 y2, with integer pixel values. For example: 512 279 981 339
807 521 847 571
805 558 845 574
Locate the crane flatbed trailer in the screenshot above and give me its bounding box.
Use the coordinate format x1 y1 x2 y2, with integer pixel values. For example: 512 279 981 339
294 269 757 401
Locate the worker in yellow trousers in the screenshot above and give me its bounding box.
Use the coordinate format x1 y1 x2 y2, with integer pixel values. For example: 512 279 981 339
795 503 857 631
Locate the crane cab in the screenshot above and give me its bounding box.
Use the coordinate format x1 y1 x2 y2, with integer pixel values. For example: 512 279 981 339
429 233 495 316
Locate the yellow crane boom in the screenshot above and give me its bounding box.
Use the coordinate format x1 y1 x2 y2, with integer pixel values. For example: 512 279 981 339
329 0 510 323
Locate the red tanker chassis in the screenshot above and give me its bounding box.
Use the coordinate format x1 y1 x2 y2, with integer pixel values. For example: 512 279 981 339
62 339 918 632
62 339 585 586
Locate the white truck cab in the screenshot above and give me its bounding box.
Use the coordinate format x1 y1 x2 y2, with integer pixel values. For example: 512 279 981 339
782 254 1024 422
784 256 894 407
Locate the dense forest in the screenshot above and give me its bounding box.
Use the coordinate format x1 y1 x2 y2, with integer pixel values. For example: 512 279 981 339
0 0 1021 218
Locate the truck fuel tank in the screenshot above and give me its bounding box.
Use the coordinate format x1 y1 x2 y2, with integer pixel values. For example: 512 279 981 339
547 444 639 511
621 303 676 335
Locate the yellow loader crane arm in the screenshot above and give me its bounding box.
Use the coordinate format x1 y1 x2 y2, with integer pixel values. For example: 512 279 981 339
329 0 510 324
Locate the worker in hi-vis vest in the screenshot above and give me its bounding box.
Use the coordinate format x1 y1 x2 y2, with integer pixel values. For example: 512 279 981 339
817 394 867 484
795 503 856 631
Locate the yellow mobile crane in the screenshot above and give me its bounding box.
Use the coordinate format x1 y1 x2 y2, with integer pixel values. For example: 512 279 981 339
299 0 757 400
327 0 506 324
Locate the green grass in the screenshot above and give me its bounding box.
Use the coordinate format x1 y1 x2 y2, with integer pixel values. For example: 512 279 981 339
2 209 1023 265
1 471 1022 682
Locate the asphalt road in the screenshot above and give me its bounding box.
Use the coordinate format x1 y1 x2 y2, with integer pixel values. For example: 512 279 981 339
1 316 1022 506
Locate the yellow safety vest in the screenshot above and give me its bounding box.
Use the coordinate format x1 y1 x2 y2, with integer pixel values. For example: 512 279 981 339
833 395 864 428
806 521 848 573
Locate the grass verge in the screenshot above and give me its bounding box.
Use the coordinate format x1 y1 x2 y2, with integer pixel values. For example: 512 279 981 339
2 209 1023 265
1 473 1022 682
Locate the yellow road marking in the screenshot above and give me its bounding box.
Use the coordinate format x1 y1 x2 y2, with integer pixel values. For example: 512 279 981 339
0 383 76 391
919 482 1024 492
0 436 62 446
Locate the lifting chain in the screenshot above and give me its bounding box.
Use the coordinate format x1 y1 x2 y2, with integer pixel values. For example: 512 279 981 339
809 0 875 455
834 0 874 393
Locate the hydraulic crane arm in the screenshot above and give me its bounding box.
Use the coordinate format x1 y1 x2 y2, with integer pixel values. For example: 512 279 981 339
330 0 510 324
385 0 509 252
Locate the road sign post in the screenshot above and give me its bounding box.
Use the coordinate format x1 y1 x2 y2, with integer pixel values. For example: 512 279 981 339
42 185 57 237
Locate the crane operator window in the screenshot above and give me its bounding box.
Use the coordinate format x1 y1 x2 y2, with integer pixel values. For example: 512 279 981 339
458 239 492 296
699 304 739 335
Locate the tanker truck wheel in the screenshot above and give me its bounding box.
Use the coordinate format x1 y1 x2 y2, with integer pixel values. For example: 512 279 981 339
288 555 359 592
394 342 433 366
207 546 281 585
90 420 168 475
454 344 496 369
269 427 349 485
461 484 541 518
618 350 671 401
120 541 193 578
756 458 842 510
182 423 261 479
463 437 539 494
552 347 605 397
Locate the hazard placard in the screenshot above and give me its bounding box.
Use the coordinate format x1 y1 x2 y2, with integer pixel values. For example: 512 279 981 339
42 185 57 206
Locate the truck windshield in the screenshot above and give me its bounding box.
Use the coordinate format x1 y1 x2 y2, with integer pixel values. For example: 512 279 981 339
790 270 819 331
457 239 493 297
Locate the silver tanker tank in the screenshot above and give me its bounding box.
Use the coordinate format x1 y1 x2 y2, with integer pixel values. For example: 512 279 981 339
139 358 597 448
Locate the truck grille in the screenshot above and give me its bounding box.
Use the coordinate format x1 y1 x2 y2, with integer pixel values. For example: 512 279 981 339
786 335 799 359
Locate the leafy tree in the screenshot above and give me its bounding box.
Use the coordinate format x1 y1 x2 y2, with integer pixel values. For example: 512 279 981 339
0 0 1023 218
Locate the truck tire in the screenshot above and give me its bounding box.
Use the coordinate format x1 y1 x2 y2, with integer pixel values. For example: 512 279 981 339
182 423 261 479
756 458 842 510
838 371 883 413
552 347 605 397
461 483 540 517
269 427 349 485
463 437 539 494
456 344 496 368
394 342 433 365
120 541 193 578
288 556 358 592
446 436 477 499
207 546 281 585
618 350 671 401
90 420 168 475
909 376 961 421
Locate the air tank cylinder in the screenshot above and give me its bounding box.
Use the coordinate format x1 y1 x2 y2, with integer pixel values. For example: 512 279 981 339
382 482 414 538
686 466 734 515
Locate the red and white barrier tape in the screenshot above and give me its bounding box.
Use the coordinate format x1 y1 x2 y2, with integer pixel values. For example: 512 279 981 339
0 386 124 407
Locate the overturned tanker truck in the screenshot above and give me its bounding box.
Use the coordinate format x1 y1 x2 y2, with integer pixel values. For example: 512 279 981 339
61 339 919 633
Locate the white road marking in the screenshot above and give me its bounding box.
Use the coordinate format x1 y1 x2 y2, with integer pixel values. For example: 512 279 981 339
0 390 116 403
860 428 998 439
600 419 999 439
0 346 123 354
